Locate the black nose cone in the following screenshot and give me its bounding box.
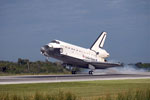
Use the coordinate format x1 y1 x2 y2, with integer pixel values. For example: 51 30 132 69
40 48 45 53
44 45 49 49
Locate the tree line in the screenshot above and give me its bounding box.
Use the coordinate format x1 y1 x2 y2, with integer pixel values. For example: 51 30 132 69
0 58 70 75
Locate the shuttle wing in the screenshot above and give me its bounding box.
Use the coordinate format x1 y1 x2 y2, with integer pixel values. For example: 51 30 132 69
61 54 122 69
83 60 122 69
90 62 121 69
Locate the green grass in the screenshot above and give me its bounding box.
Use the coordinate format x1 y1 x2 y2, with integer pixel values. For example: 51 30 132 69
0 79 150 100
1 89 149 100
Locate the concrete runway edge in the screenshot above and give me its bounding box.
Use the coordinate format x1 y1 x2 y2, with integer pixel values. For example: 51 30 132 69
0 74 150 84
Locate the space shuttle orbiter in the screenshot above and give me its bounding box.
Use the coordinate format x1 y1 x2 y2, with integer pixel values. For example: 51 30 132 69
41 32 121 74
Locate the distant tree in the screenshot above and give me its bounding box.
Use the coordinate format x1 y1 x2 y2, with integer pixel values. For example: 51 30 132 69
54 62 62 66
18 58 22 65
45 59 49 63
26 59 30 71
1 66 7 72
135 62 142 67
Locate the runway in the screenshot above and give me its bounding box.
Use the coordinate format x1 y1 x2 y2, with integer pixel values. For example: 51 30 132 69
0 74 150 84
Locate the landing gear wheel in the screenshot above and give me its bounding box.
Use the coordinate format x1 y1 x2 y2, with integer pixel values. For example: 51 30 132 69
89 71 93 75
72 71 76 74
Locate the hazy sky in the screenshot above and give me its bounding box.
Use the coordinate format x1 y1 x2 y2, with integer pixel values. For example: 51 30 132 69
0 0 150 63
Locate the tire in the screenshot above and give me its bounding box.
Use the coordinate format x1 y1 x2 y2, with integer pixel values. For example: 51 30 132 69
72 71 76 74
89 71 93 75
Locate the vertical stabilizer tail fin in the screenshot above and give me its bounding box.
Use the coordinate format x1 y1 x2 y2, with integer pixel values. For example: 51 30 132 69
90 32 107 51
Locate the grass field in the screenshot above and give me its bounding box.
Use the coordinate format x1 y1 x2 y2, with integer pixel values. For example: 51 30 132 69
0 79 150 100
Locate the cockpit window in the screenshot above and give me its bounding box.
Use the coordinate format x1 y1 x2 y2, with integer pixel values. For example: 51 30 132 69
51 40 60 44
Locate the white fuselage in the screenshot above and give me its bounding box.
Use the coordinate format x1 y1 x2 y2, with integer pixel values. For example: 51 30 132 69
46 40 109 62
41 32 121 71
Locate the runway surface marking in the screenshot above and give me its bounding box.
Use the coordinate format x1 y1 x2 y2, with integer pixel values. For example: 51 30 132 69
0 74 150 84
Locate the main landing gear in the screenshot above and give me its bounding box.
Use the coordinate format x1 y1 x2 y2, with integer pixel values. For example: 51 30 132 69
89 71 93 75
62 63 94 75
88 64 95 75
72 70 93 75
71 71 77 74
